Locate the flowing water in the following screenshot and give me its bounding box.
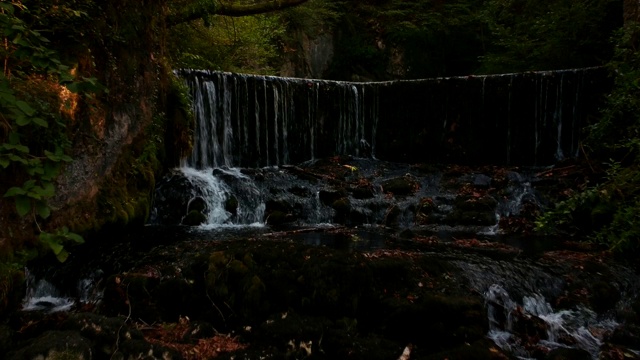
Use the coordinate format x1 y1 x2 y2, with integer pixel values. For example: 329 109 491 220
23 68 637 359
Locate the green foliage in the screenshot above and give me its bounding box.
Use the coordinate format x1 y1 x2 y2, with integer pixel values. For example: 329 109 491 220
477 0 621 73
0 2 93 261
536 22 640 254
168 14 286 74
536 161 640 252
39 226 85 263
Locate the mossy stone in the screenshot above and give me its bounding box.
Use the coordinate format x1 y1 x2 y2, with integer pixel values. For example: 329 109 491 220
182 210 207 226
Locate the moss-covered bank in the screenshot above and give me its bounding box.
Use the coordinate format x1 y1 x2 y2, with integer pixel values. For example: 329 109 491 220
0 1 193 315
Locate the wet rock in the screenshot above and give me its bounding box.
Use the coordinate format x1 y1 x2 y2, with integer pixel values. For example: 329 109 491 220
331 197 351 224
7 330 92 360
265 199 296 225
399 228 416 239
447 194 498 225
415 197 436 225
589 280 620 313
289 185 312 197
266 210 292 226
383 204 401 226
608 324 640 348
0 324 14 356
182 209 207 226
187 196 207 213
225 195 238 215
350 184 376 199
319 188 347 206
474 174 493 188
424 339 510 359
382 176 418 196
545 347 591 360
599 343 640 360
151 171 197 225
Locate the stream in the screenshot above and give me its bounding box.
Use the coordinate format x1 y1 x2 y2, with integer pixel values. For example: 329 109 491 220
16 158 640 360
8 68 640 359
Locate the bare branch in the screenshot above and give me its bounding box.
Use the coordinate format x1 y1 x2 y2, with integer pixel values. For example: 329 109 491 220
167 0 310 27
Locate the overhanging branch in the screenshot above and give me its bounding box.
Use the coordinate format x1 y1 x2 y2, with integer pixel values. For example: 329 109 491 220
167 0 310 27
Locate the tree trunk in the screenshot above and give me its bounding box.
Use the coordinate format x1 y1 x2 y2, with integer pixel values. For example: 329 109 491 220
624 0 640 24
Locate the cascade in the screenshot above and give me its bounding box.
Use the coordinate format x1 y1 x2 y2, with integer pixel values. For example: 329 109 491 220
160 68 610 229
177 67 609 168
22 268 103 313
485 284 618 359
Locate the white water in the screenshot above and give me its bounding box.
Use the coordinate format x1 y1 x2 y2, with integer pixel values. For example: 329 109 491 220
178 166 265 226
23 269 103 313
485 284 618 359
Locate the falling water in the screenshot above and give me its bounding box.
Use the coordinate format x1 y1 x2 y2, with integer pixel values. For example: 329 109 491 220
485 284 619 359
176 67 608 168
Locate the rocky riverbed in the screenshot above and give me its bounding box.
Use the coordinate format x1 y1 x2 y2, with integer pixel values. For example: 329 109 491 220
4 158 640 359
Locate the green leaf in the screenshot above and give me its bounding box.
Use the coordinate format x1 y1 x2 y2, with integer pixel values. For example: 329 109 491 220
0 91 16 102
56 249 69 263
15 115 30 126
15 195 31 216
48 240 64 255
23 179 36 189
35 201 51 219
8 132 20 145
0 157 9 168
15 101 36 116
4 187 26 197
14 144 29 153
66 232 84 244
32 118 48 128
11 33 23 44
36 182 55 198
43 161 61 180
7 154 27 164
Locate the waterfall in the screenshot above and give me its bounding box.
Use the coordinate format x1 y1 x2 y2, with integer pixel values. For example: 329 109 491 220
179 70 384 168
177 67 609 168
159 68 610 228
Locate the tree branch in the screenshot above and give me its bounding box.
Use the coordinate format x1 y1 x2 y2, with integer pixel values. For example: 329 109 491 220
167 0 310 27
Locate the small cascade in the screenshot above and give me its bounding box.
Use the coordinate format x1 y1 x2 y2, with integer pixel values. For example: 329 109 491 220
485 284 618 359
152 167 265 226
22 269 103 313
180 167 236 225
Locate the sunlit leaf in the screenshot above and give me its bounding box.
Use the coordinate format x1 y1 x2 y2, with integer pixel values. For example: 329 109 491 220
48 241 64 255
56 249 69 263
